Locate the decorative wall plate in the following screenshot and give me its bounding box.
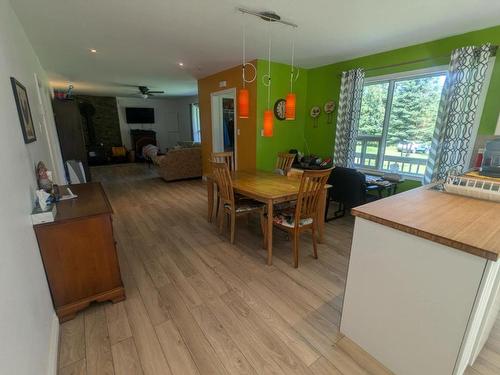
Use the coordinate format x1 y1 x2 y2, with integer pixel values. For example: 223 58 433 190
310 106 321 118
324 100 335 124
274 98 286 121
324 101 335 114
310 106 321 128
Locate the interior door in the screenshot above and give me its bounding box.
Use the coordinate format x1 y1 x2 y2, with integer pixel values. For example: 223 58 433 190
211 90 237 166
211 95 224 153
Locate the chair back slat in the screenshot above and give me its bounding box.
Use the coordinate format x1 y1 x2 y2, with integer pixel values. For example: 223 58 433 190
276 152 295 174
294 169 332 225
211 162 234 205
287 168 304 179
212 152 234 171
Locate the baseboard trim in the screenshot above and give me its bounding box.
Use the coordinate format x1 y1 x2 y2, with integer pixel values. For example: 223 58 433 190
47 313 60 375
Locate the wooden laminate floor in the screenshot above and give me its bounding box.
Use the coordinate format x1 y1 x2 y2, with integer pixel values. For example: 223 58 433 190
57 164 499 375
466 313 500 375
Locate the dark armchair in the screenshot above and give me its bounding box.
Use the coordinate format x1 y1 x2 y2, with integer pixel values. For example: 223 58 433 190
325 167 368 221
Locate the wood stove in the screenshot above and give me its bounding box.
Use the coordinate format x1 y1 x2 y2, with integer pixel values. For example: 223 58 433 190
130 129 157 160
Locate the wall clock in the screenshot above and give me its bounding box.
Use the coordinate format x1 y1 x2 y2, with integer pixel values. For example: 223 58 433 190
274 98 286 121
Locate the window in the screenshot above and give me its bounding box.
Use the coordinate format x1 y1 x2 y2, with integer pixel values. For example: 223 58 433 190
191 103 201 142
355 71 446 177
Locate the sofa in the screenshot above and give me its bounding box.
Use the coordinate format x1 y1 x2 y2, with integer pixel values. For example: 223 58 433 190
156 146 202 181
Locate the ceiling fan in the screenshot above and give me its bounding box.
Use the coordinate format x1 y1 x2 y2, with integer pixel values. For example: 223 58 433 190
138 86 164 98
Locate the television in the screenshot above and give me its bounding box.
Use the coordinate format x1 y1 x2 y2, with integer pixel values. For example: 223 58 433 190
125 107 155 124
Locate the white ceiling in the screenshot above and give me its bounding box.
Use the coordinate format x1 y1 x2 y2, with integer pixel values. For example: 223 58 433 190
10 0 500 97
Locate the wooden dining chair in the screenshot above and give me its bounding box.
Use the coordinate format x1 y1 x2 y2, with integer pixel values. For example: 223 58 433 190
265 168 332 268
211 162 265 244
209 151 234 222
287 168 304 179
275 152 296 175
211 151 234 171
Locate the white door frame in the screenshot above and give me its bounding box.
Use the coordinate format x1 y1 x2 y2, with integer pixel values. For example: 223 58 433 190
34 73 66 184
210 88 238 170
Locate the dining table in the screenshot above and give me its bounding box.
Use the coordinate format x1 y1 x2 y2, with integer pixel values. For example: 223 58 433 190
206 170 330 266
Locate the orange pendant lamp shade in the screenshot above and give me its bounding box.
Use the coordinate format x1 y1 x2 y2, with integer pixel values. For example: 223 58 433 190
238 88 249 119
285 93 296 120
263 110 273 137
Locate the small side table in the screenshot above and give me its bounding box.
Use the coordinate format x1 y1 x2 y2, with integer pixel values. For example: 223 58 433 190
366 181 400 198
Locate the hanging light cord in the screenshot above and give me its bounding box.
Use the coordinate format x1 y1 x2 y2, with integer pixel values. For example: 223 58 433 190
241 17 256 85
289 29 299 92
262 22 272 108
267 27 271 108
290 37 294 92
242 20 246 88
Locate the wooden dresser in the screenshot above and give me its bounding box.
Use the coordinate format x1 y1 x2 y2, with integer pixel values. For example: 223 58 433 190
34 182 125 322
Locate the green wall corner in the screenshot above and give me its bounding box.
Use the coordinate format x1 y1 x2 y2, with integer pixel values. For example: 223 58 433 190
255 60 308 171
251 25 500 193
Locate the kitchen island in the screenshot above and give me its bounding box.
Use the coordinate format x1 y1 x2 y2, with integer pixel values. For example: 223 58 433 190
341 185 500 375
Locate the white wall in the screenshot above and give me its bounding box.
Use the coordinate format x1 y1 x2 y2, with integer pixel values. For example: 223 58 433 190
175 95 199 143
116 96 197 152
0 1 63 374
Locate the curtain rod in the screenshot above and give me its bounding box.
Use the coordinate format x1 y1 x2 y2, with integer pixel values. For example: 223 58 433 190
337 45 498 77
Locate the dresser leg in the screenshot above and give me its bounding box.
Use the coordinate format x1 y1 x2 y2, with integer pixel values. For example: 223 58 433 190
58 312 78 323
57 287 126 321
111 294 126 304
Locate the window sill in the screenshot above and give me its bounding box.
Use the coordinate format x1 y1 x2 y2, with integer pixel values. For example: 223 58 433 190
356 167 424 182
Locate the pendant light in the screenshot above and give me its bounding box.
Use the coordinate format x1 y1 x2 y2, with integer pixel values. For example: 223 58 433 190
263 24 273 137
238 88 249 118
263 109 273 137
236 8 298 134
238 20 255 119
285 93 296 120
285 32 298 121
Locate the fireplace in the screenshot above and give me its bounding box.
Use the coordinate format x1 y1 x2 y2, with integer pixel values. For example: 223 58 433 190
130 129 157 159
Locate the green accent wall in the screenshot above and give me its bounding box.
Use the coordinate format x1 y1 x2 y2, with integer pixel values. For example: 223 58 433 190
256 60 308 171
305 25 500 159
252 25 499 191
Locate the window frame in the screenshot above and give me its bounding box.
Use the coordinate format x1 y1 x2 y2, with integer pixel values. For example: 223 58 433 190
356 65 448 180
190 103 201 143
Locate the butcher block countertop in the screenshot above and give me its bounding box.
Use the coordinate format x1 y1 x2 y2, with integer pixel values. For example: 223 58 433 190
352 186 500 261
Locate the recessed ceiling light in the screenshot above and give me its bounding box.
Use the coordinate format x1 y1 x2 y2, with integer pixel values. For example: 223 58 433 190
90 48 97 53
178 62 184 66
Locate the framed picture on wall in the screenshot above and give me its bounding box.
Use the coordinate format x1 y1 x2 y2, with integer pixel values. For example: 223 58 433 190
10 77 36 143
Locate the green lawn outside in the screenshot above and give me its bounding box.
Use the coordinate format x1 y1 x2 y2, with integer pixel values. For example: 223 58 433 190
356 145 429 159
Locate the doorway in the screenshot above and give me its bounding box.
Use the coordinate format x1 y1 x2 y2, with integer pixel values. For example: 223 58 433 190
211 88 237 169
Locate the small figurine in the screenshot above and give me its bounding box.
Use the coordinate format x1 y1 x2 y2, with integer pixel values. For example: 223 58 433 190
36 161 53 192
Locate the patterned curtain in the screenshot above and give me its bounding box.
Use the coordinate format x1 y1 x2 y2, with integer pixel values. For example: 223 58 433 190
333 68 365 168
424 44 491 183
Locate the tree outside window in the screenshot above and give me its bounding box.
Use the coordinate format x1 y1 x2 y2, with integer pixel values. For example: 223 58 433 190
355 72 446 177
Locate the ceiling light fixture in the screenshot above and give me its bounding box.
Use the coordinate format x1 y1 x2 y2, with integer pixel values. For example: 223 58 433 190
90 48 97 53
178 62 184 66
237 8 298 135
237 7 298 27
